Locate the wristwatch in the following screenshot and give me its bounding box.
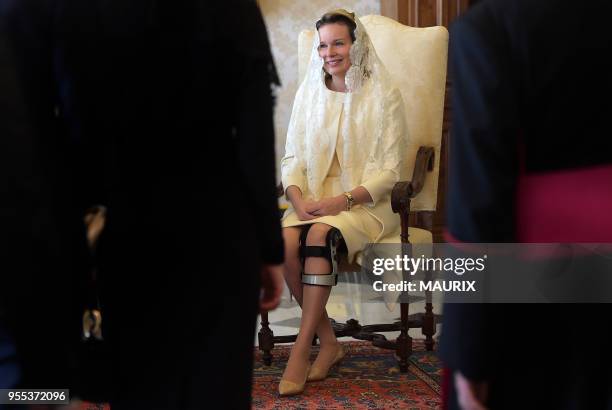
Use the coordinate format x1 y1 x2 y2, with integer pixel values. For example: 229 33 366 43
343 191 354 211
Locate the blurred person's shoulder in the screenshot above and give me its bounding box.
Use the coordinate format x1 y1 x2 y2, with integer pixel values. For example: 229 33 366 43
451 0 563 35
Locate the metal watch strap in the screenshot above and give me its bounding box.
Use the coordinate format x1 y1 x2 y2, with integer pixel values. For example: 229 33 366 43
343 191 354 211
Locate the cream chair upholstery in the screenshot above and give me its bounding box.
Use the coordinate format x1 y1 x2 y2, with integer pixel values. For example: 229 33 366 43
259 15 448 372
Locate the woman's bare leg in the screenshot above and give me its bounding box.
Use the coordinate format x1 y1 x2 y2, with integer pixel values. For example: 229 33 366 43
281 227 303 302
282 227 337 345
281 223 339 384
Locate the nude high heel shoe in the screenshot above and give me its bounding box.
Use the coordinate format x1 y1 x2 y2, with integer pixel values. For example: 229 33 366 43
307 344 346 382
278 364 311 396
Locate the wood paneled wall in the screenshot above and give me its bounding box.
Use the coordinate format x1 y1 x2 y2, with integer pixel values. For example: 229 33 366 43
381 0 472 242
382 0 470 27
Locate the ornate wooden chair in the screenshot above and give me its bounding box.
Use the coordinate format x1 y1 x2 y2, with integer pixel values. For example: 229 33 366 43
258 15 448 372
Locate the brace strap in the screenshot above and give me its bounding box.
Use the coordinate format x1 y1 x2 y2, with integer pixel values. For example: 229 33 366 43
300 245 331 262
302 272 338 286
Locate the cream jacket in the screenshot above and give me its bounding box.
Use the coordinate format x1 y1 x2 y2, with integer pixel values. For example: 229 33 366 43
281 83 408 242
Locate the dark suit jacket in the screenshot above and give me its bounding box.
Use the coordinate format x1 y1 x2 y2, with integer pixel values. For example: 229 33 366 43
0 0 90 389
1 0 282 407
441 1 612 409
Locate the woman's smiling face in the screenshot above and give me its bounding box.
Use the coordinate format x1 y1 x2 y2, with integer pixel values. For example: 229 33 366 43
318 23 353 79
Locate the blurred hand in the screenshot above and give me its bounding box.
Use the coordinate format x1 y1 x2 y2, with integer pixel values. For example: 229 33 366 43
83 205 106 249
293 199 317 221
305 195 346 217
454 371 489 410
259 264 285 312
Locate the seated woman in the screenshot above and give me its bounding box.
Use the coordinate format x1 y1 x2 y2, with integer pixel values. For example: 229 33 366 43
279 9 408 396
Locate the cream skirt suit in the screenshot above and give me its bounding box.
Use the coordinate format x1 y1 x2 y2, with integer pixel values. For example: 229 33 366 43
281 88 401 264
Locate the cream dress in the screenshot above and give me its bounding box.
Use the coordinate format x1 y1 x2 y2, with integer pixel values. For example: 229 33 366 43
281 88 399 264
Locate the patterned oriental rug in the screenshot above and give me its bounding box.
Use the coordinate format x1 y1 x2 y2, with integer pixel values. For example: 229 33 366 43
252 340 442 409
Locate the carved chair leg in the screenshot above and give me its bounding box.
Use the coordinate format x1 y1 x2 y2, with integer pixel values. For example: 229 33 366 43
396 302 412 373
423 266 436 351
258 311 274 366
423 299 435 351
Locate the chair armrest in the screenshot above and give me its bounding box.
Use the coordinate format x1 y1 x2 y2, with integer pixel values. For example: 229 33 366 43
391 181 414 214
391 146 435 213
410 147 435 195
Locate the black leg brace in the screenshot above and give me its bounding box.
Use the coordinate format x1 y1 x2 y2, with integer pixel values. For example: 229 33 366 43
299 226 341 286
